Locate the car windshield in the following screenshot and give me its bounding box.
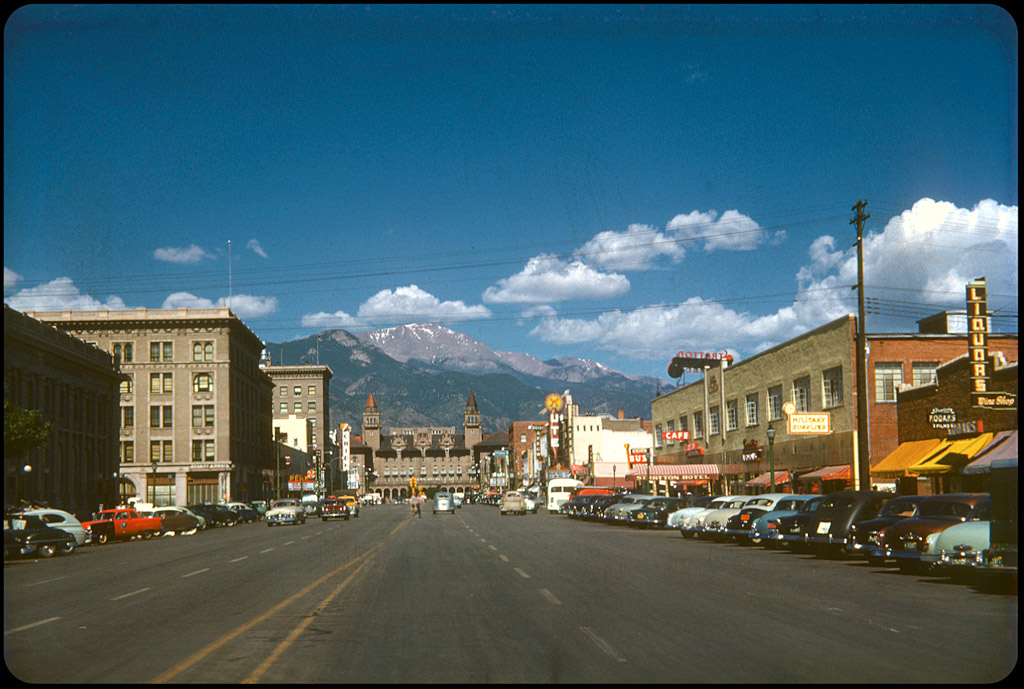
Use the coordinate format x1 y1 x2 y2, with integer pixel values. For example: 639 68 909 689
918 500 975 519
879 500 919 517
800 498 824 512
967 501 992 521
775 499 802 511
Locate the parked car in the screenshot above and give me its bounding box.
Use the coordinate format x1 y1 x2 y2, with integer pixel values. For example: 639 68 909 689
719 494 791 542
452 493 465 508
804 490 895 557
149 507 201 536
748 495 818 546
20 508 89 546
249 500 269 518
697 496 758 540
82 508 163 543
188 504 239 527
265 498 306 526
920 500 993 582
667 495 720 529
153 505 207 530
434 491 456 514
871 493 991 573
845 495 926 563
773 495 826 551
4 513 77 558
603 494 653 523
679 496 733 537
586 494 626 520
223 502 261 523
628 497 691 528
500 491 527 515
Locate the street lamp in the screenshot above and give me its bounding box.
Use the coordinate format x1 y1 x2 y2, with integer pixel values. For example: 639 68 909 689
766 423 776 492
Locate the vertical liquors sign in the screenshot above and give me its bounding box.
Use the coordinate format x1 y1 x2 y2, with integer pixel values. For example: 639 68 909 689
967 278 990 403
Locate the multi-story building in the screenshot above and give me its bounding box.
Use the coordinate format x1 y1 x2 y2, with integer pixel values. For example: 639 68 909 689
24 307 275 506
4 306 124 517
568 409 653 489
263 364 333 493
650 313 1016 495
362 391 482 500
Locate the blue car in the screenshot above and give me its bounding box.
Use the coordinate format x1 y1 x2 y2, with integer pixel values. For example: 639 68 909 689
751 495 819 548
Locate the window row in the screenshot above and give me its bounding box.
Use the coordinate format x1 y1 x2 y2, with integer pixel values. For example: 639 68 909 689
279 401 317 413
875 361 938 403
120 373 216 395
110 341 215 364
119 440 216 463
278 385 318 396
118 404 217 429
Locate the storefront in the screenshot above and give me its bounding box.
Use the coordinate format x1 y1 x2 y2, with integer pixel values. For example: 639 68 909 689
624 464 720 496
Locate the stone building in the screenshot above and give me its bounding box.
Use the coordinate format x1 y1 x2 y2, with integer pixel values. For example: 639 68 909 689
651 313 1017 495
4 306 124 517
24 307 275 506
263 364 333 494
362 391 482 500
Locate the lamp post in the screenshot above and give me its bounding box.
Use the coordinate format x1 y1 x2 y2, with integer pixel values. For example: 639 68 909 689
766 423 776 492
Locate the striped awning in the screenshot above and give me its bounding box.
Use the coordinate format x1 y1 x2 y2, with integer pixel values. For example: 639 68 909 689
909 433 994 476
746 470 790 487
625 463 720 479
962 431 1017 475
797 465 851 481
870 438 945 478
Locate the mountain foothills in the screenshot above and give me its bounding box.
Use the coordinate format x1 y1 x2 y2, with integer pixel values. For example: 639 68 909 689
266 324 670 434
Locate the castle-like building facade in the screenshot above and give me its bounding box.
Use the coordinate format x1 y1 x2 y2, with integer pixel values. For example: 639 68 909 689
361 392 482 501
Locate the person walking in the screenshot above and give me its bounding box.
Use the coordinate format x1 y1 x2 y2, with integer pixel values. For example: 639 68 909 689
414 494 422 518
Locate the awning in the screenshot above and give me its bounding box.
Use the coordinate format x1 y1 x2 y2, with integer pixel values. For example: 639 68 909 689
870 438 945 478
746 470 790 487
625 464 720 479
909 433 994 476
797 465 851 481
962 431 1018 475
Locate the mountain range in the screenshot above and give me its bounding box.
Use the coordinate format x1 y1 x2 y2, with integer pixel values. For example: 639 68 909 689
266 323 671 435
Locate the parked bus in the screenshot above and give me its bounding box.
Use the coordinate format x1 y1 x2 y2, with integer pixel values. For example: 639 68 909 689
546 478 584 512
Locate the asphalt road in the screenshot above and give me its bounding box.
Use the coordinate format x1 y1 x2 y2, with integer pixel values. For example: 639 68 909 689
4 503 1017 683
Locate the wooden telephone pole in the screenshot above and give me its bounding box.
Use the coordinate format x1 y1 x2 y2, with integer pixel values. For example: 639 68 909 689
852 200 871 491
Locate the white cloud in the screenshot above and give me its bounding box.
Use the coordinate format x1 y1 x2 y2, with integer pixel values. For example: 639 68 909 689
153 244 215 264
161 292 279 318
4 277 129 312
247 239 268 259
357 284 491 324
666 208 774 251
483 254 630 304
576 223 686 271
4 266 23 291
528 198 1018 365
301 309 365 330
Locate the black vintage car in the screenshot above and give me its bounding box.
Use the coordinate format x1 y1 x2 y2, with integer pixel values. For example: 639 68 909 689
628 497 691 528
804 490 895 557
773 495 825 551
4 514 77 559
722 506 772 543
845 495 926 564
187 504 239 527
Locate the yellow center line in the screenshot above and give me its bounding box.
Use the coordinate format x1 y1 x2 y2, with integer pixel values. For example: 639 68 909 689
151 517 409 684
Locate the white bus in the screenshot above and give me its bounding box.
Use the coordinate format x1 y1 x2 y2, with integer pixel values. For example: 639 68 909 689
546 478 584 512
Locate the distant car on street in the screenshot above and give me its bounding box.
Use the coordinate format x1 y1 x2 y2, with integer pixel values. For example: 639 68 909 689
500 491 527 515
434 492 456 514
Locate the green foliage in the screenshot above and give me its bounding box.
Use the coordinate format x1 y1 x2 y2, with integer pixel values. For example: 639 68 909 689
4 399 51 457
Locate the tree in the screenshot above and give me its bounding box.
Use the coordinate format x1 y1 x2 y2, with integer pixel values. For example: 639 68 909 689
4 399 52 457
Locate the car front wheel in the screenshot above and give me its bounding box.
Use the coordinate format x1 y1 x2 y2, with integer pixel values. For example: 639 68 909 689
36 544 58 558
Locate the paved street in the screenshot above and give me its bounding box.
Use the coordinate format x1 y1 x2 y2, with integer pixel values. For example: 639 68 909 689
4 503 1017 683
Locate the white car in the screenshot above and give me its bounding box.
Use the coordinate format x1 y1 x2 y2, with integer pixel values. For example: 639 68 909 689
603 494 652 522
21 508 89 546
680 496 737 537
266 498 306 526
433 492 456 514
697 496 759 539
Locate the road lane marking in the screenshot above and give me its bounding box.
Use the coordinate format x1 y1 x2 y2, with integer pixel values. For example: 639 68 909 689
24 576 66 588
182 568 210 578
579 626 627 662
283 541 295 546
153 515 412 684
230 556 249 563
499 554 510 562
260 548 274 553
488 545 498 551
4 617 60 635
513 568 531 579
110 588 151 601
538 589 562 605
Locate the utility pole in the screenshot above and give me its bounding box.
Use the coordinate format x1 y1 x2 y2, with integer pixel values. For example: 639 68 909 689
852 200 871 491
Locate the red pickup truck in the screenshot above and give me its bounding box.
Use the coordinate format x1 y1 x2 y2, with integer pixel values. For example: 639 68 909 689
82 508 163 544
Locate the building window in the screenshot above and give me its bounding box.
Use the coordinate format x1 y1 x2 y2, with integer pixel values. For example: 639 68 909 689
745 393 758 427
294 402 302 413
308 385 316 396
822 367 843 408
279 402 288 414
875 362 903 403
912 362 939 387
192 405 214 428
279 386 287 396
726 400 738 432
122 406 134 428
193 342 214 362
192 439 216 462
767 385 783 421
792 376 810 412
693 411 704 439
666 419 676 444
193 373 213 393
294 386 301 396
150 440 172 462
654 424 663 448
678 415 687 435
150 341 173 362
113 342 134 363
122 441 134 463
308 400 316 412
150 405 172 428
709 406 720 436
119 377 133 395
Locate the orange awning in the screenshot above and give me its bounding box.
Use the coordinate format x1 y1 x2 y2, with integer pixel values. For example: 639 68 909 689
797 465 851 481
870 438 945 478
909 433 994 476
746 470 790 486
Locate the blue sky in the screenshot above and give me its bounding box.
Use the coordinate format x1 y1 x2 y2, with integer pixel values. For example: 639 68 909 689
4 5 1018 380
